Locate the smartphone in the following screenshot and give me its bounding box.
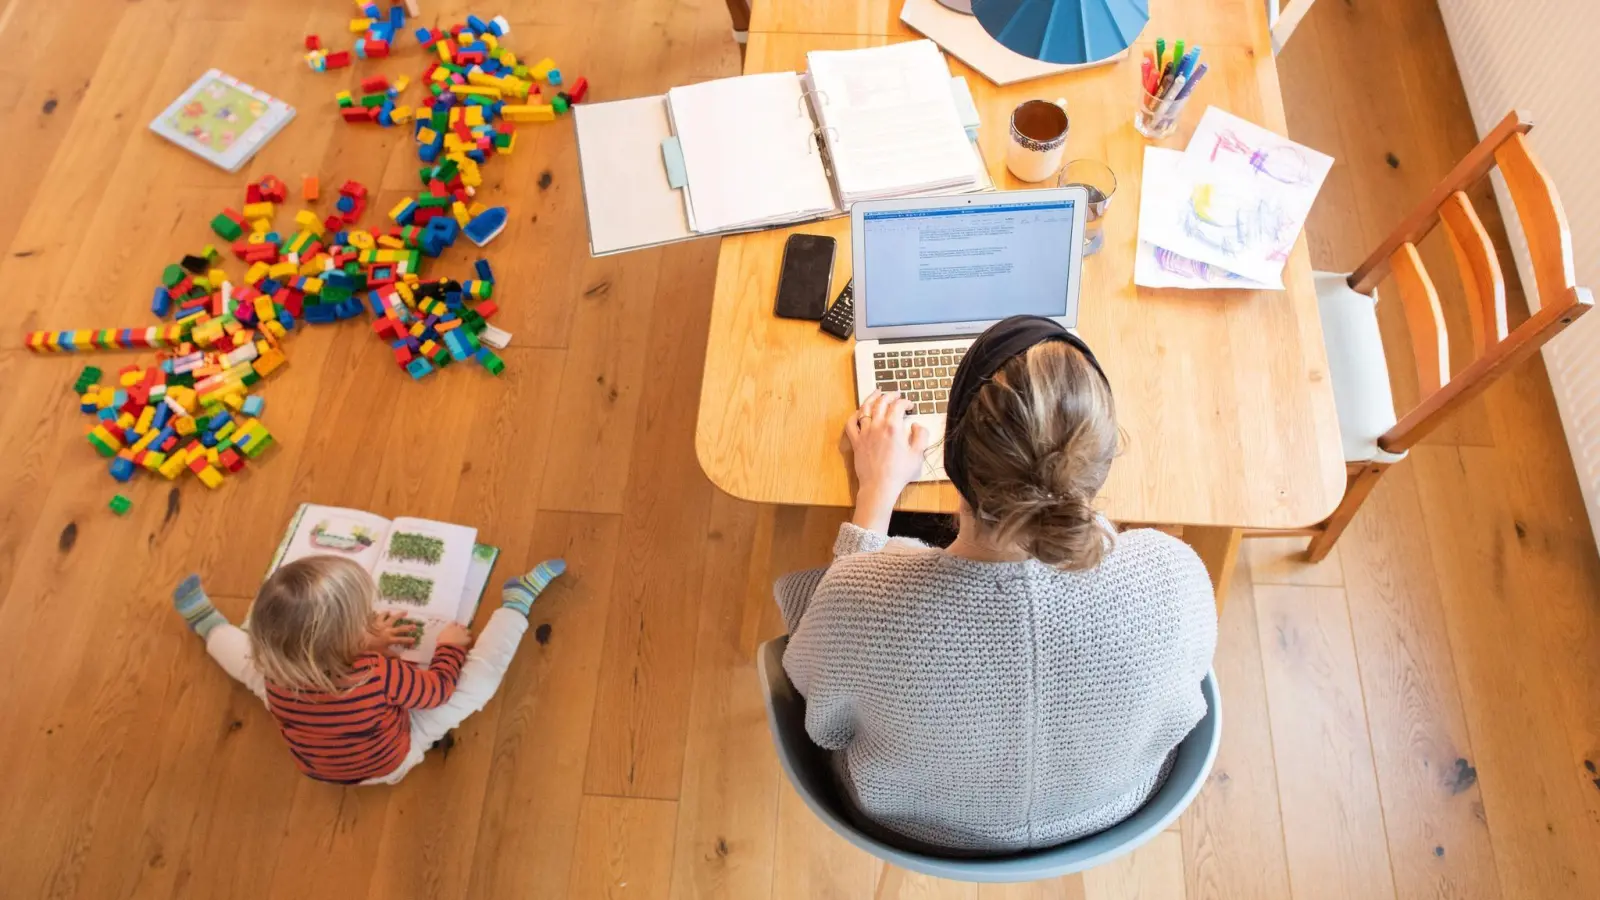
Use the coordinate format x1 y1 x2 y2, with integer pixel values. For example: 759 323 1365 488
774 234 836 321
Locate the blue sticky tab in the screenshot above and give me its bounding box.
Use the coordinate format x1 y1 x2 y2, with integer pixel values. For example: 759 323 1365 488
660 137 688 189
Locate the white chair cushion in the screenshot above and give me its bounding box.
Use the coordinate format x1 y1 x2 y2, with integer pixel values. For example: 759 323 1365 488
1315 271 1406 464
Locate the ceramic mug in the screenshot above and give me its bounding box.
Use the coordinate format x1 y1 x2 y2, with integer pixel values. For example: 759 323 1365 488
1006 98 1069 183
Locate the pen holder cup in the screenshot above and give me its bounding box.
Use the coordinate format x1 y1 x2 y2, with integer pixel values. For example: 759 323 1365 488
1134 82 1190 140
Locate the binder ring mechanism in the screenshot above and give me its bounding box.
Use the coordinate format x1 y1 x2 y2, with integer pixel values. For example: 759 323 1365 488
797 88 829 117
808 125 839 156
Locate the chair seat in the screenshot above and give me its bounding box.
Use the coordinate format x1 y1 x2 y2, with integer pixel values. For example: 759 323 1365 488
1315 271 1406 465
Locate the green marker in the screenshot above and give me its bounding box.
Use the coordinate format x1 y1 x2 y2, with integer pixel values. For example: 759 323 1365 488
1156 38 1166 68
1174 39 1185 68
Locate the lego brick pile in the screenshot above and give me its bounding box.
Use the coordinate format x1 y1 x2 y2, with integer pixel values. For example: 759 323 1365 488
19 5 590 501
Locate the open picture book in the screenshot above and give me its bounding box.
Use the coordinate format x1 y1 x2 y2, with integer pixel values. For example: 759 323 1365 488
262 504 499 666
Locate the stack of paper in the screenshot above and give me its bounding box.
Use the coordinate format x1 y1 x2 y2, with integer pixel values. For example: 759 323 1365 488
666 73 839 233
1135 108 1333 290
806 40 983 204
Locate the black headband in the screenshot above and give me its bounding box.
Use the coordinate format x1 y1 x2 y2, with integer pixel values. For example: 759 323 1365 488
943 315 1110 507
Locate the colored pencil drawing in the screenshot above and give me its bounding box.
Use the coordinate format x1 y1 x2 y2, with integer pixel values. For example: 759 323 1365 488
1203 128 1320 186
1182 182 1297 261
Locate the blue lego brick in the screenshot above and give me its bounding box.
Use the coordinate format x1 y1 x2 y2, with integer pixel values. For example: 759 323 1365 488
151 286 172 318
109 457 135 482
242 395 264 417
406 357 434 379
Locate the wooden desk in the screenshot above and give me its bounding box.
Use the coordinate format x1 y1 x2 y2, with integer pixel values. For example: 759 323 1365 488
694 28 1346 594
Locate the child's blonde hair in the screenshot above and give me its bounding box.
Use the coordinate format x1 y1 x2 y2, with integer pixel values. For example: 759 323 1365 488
249 555 376 693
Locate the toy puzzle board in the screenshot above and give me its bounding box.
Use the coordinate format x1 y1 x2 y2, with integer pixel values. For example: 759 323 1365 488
149 69 296 172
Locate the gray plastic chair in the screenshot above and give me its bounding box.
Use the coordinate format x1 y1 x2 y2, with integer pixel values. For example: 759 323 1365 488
757 635 1221 883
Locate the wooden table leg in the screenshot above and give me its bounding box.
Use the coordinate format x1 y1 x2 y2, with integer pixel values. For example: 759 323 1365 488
1182 526 1242 611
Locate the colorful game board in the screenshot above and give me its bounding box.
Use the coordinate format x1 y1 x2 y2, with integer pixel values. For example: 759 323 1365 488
149 70 296 172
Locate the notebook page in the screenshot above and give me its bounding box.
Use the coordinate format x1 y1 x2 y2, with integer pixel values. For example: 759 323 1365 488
807 41 979 199
666 73 836 232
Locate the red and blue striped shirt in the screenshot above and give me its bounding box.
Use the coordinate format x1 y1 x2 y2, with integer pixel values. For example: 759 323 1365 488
265 645 468 783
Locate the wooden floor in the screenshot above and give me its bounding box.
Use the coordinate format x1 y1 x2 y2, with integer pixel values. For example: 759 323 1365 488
1 0 1598 897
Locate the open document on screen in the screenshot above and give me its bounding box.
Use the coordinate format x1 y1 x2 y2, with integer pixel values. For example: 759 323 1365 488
861 200 1077 328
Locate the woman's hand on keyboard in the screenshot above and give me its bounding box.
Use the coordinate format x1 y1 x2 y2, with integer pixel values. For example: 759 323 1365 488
843 390 930 533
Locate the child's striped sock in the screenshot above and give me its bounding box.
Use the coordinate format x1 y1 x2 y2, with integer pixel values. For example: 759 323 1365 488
173 574 229 640
501 559 567 617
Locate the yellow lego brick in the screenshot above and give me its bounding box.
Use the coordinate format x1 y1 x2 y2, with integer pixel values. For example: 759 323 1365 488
391 105 413 124
294 208 325 235
409 321 427 338
450 84 502 99
395 282 415 302
502 104 554 123
388 198 415 222
116 411 135 429
417 126 438 144
335 90 353 104
377 234 406 249
143 451 166 471
167 386 195 411
242 202 274 220
74 329 94 347
119 369 143 387
264 320 287 339
159 453 186 480
436 40 451 63
254 296 277 322
430 66 452 83
197 466 224 489
215 421 237 441
250 218 271 235
135 405 155 433
530 57 557 80
394 75 410 92
464 106 485 126
245 261 270 284
349 17 374 32
302 276 324 294
223 393 243 411
131 429 158 454
452 201 471 227
268 261 297 280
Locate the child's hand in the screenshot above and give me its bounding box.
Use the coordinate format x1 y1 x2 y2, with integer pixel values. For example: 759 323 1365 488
367 611 421 653
436 622 473 647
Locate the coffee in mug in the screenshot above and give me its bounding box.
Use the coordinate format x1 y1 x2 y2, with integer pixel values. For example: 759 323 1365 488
1006 98 1069 183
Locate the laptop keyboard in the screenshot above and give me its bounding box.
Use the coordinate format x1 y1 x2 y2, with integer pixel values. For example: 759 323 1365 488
872 345 967 415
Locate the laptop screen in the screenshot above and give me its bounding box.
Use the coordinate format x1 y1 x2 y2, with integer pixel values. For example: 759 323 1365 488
860 199 1079 328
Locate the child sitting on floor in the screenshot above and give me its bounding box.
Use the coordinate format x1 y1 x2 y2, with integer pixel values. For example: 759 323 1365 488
172 554 565 785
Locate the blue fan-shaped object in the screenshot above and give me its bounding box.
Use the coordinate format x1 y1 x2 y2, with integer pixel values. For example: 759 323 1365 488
971 0 1149 65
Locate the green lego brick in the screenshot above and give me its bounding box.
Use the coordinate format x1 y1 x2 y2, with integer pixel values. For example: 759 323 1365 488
210 214 243 241
109 494 132 515
161 264 186 288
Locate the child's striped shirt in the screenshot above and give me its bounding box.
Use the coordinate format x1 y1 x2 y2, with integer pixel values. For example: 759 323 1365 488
265 646 468 783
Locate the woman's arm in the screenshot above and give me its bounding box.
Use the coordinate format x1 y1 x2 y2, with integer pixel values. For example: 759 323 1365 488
842 390 929 535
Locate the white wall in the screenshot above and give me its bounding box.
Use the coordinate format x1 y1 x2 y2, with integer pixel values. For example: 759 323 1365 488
1437 0 1600 549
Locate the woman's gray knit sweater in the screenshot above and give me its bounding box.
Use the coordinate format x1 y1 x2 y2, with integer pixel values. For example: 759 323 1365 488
776 523 1217 854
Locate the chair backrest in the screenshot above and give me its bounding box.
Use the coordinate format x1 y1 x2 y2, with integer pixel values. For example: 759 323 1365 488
756 636 1222 883
1346 110 1594 455
1268 0 1317 55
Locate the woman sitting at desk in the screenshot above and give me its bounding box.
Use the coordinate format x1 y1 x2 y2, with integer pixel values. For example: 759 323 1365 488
775 315 1217 855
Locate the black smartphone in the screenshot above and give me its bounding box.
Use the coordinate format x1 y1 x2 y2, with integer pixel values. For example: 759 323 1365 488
774 234 836 321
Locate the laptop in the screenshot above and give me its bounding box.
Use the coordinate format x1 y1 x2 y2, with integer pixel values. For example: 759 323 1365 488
850 187 1088 482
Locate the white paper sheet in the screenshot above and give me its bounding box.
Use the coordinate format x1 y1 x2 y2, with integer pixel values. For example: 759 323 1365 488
1134 241 1281 290
1136 146 1298 285
666 73 837 233
807 40 981 202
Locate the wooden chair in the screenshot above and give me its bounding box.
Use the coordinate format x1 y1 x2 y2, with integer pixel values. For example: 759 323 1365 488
1292 110 1592 562
1268 0 1317 54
